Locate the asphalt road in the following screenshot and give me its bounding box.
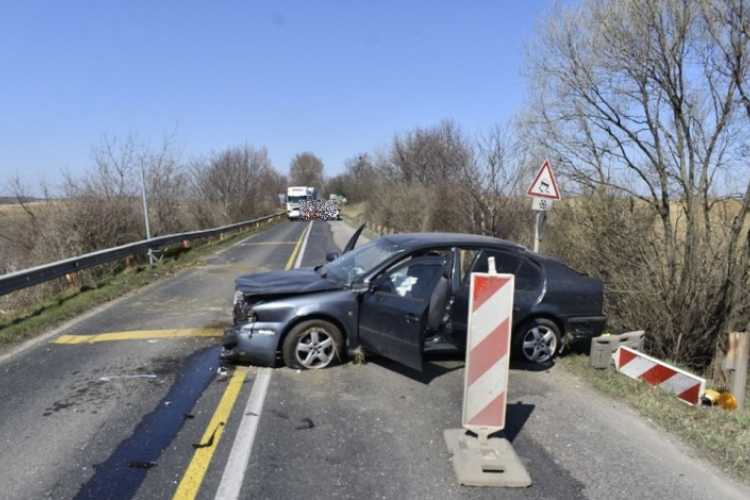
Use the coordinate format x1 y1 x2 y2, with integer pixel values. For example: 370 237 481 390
0 220 748 500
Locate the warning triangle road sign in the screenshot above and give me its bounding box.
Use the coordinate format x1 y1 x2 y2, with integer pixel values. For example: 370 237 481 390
526 160 561 200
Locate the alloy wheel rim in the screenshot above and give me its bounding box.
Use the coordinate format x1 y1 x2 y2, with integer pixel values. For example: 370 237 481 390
296 328 335 368
522 325 557 363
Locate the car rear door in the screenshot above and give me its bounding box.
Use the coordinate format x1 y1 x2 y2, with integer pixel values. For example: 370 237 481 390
450 249 543 349
358 256 449 371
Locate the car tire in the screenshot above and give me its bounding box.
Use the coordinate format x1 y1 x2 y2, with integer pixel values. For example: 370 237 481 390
282 320 345 370
513 318 561 364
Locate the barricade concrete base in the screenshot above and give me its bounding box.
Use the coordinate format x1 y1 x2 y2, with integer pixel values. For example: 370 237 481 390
589 330 645 369
444 429 532 487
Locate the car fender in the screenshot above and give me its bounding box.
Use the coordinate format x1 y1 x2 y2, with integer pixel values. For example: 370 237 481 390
272 291 359 349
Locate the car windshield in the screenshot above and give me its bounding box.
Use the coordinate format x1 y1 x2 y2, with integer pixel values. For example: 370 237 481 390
326 237 406 286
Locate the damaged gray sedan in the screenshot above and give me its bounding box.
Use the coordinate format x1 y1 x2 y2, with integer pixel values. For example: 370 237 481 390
222 225 607 371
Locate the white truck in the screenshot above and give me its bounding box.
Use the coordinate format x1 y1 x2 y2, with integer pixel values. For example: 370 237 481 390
286 186 319 220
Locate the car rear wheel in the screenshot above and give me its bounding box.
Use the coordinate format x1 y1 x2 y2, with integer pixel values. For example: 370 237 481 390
282 320 345 370
514 318 561 364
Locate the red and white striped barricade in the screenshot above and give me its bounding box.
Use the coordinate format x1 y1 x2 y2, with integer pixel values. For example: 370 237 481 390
614 346 705 405
462 272 514 436
444 263 531 487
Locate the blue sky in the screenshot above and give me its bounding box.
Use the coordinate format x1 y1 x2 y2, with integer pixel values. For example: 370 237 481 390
0 0 551 194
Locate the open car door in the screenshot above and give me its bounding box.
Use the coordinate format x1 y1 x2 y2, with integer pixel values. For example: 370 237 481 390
342 223 366 255
358 255 450 371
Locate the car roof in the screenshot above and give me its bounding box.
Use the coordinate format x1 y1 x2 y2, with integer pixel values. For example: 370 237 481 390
375 232 584 276
380 232 528 252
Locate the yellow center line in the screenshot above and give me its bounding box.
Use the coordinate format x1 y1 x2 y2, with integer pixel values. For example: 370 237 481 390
54 328 223 344
285 221 312 270
171 366 248 500
171 223 310 500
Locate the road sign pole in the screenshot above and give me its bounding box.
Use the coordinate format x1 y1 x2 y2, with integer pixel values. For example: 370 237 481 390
533 211 540 253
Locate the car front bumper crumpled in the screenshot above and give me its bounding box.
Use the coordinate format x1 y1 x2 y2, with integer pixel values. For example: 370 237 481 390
221 321 282 366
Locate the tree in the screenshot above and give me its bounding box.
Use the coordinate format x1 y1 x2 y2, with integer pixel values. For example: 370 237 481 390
461 123 528 239
521 0 750 366
289 152 324 187
328 153 378 203
388 119 469 187
367 121 474 232
189 145 277 226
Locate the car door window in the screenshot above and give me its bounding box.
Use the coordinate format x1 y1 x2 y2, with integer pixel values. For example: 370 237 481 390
377 257 447 300
459 249 479 284
515 261 543 291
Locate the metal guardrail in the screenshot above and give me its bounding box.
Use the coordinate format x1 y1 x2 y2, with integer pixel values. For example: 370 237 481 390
0 213 285 297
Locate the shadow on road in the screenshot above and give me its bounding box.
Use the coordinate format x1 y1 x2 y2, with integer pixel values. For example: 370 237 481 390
368 350 560 383
500 401 535 443
509 358 557 372
367 352 464 384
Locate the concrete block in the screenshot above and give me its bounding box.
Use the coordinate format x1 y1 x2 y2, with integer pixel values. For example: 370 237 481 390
444 429 532 488
589 330 645 369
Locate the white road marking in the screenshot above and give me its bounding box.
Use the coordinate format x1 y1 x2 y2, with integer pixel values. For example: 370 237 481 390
295 221 312 269
213 368 272 500
213 222 313 500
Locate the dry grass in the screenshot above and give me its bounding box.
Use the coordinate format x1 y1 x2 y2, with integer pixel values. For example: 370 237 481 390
341 202 367 220
0 199 60 216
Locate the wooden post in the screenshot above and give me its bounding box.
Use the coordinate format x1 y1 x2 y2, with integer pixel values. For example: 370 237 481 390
65 272 77 287
182 240 191 249
723 332 749 411
124 255 134 267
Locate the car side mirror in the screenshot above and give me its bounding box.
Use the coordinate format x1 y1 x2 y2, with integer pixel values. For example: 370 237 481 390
351 281 370 293
326 252 339 262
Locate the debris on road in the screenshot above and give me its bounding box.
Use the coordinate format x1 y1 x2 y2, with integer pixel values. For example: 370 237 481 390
127 461 157 469
192 422 225 449
295 417 314 430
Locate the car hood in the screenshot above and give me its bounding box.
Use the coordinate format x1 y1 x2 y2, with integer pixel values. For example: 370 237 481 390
235 267 343 296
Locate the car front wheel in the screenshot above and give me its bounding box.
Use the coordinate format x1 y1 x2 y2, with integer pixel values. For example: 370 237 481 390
282 320 345 369
514 318 561 364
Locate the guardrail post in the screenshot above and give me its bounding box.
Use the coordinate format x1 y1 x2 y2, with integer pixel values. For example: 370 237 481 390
723 332 749 411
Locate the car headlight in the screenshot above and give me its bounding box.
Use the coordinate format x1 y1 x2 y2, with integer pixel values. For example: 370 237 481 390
233 290 244 305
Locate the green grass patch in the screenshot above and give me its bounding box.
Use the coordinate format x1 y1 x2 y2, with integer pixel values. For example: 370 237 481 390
558 352 750 482
0 218 283 352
